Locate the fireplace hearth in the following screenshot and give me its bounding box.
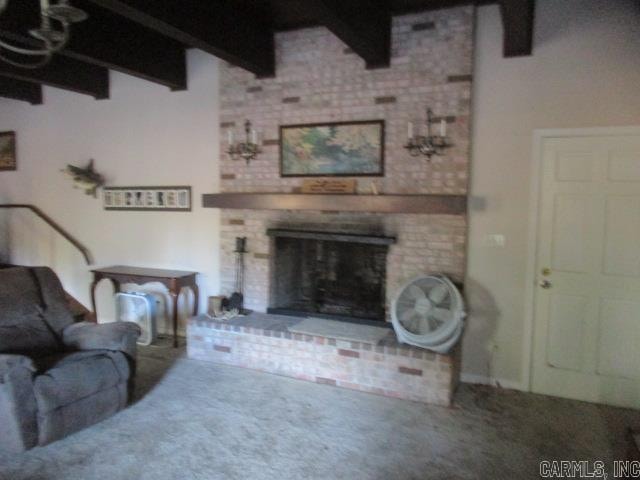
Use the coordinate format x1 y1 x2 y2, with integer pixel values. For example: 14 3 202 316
267 229 395 323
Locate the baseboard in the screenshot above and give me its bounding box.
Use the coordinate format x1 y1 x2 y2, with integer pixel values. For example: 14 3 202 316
460 373 527 392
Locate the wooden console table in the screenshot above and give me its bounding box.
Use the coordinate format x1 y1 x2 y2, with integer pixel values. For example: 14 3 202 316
90 266 199 348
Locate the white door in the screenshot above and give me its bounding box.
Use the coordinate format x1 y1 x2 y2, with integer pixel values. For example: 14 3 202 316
532 133 640 408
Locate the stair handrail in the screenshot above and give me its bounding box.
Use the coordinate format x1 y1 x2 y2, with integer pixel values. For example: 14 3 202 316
0 204 94 265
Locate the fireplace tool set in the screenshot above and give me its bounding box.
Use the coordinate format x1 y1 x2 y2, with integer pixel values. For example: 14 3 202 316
228 237 247 312
206 237 247 319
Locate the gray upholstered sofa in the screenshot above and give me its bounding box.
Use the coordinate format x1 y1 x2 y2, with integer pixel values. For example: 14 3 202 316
0 266 140 453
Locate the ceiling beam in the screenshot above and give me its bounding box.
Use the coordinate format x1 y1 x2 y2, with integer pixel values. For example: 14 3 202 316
307 0 392 68
0 77 42 104
0 0 186 90
499 0 535 57
85 0 275 77
0 55 109 99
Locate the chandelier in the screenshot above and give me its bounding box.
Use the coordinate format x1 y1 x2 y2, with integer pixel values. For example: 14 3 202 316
0 0 88 69
404 108 452 159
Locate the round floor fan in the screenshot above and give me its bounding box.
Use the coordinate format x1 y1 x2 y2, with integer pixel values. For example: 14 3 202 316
391 275 465 353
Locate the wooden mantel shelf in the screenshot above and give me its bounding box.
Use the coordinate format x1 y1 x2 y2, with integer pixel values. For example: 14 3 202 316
202 193 466 215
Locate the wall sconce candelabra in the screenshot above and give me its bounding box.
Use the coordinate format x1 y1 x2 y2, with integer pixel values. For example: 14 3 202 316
227 120 261 164
404 108 452 159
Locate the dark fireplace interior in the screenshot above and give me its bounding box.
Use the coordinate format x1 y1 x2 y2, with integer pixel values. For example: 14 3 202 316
268 229 394 323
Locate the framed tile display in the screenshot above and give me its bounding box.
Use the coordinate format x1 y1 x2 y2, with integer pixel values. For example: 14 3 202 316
103 186 191 212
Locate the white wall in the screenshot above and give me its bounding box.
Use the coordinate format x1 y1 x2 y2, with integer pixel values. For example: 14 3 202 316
0 50 220 332
464 0 640 389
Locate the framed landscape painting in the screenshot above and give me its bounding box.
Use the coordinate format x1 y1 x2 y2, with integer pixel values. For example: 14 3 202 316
0 131 16 171
280 120 384 177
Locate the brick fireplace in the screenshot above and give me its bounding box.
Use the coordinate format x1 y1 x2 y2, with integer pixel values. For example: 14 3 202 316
216 6 473 314
190 6 474 406
188 313 461 406
221 210 466 317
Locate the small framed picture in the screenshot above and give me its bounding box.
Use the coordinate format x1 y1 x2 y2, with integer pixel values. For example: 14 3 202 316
104 191 114 207
177 189 189 208
166 191 177 207
134 191 144 207
0 131 16 171
103 186 191 212
145 191 155 207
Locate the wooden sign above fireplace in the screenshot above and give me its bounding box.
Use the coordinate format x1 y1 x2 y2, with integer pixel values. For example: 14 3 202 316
300 179 357 194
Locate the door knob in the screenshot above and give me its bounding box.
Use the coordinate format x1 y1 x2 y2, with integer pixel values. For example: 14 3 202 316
539 279 552 289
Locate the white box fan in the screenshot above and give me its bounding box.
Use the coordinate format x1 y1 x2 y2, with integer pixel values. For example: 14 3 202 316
115 292 157 346
391 275 465 354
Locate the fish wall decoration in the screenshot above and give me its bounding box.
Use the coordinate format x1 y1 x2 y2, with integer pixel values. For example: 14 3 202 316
62 159 105 198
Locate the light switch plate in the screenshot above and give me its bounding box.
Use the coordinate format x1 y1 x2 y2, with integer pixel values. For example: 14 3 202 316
484 234 506 247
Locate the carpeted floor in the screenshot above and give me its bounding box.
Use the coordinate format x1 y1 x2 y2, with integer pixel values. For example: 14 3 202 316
1 342 638 480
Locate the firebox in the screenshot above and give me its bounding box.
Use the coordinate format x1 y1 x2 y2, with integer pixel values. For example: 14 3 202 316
267 229 395 323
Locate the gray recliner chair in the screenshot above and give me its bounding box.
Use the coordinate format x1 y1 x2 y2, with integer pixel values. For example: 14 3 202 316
0 266 140 453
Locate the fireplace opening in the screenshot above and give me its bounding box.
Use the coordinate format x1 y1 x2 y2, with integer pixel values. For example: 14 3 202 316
267 229 395 323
